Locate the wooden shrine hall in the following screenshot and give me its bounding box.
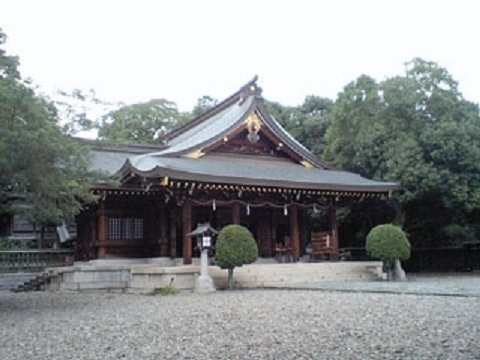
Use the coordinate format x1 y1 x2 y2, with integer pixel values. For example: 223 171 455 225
76 77 396 264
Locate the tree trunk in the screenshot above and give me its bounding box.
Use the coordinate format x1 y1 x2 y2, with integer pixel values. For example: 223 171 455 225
227 268 234 289
383 260 394 281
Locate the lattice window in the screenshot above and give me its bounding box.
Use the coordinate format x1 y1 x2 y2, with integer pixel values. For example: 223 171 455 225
108 217 143 240
108 218 122 239
133 219 143 239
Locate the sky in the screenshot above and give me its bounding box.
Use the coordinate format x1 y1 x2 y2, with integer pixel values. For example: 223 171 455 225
1 0 480 113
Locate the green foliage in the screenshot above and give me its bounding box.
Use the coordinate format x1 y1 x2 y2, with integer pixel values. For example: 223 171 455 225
323 58 480 247
441 224 475 245
97 99 189 144
191 95 218 117
337 200 396 248
366 224 411 261
0 28 98 225
266 96 333 158
55 88 113 136
147 285 179 296
215 225 258 270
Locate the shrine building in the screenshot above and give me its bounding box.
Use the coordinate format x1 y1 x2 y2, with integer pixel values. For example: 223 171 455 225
77 78 396 264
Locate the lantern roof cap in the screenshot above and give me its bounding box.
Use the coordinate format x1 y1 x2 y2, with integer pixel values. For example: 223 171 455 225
188 222 218 236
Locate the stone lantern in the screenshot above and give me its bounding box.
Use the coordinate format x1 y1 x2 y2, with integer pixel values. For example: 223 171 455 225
189 222 217 293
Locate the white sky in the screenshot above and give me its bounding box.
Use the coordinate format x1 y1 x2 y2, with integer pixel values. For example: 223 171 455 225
1 0 479 112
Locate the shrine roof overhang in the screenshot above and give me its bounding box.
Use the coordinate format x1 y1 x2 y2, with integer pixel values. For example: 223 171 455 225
144 78 329 169
119 154 397 194
87 143 167 175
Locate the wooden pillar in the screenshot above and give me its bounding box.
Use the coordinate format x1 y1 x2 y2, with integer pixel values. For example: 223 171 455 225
159 206 168 256
331 203 339 258
257 209 271 257
290 204 300 262
97 201 107 258
232 202 241 225
182 199 192 264
89 214 96 258
271 213 277 255
298 209 306 256
170 210 177 259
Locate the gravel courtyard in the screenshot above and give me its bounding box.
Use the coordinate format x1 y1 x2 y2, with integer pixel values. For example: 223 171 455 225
1 289 479 360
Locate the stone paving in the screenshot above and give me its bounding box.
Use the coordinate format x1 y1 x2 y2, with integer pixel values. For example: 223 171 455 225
275 272 480 297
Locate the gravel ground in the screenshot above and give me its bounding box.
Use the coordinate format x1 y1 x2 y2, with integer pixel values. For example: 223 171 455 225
1 290 479 360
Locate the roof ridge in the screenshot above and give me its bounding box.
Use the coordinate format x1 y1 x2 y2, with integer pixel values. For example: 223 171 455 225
166 76 260 142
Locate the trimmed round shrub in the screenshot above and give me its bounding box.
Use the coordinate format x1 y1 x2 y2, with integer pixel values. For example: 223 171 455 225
215 224 258 270
366 224 411 261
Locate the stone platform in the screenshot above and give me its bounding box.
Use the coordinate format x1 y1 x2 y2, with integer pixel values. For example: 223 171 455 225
45 258 382 292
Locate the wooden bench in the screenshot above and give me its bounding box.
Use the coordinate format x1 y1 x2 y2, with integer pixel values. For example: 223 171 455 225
310 232 333 261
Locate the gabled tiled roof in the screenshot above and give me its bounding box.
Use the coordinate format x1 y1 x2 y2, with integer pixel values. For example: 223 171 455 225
139 94 255 158
116 78 397 194
130 77 330 169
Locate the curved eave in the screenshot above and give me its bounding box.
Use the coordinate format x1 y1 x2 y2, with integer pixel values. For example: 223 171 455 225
123 162 397 194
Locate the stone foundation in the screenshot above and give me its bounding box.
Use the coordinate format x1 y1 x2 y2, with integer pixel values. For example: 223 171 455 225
45 258 383 292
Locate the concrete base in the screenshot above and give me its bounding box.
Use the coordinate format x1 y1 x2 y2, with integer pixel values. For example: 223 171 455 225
393 259 407 281
44 260 383 292
194 274 216 293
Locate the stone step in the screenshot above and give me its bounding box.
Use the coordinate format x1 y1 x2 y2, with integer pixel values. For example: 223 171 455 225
9 272 54 292
208 262 381 288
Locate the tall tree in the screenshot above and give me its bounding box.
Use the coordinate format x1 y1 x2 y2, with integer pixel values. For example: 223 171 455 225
324 58 480 247
97 98 187 144
0 29 97 226
324 75 383 177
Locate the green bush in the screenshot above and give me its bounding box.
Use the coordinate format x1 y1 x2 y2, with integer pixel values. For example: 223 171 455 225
147 285 179 296
215 224 258 289
366 224 411 262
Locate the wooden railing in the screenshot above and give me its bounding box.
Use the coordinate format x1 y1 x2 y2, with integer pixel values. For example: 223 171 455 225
0 249 74 273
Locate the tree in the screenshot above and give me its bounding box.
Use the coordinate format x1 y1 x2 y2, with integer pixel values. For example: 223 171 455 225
215 224 258 289
324 75 383 177
324 59 480 249
191 95 218 117
55 88 114 137
366 224 411 281
0 29 98 231
97 98 188 144
266 96 333 158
